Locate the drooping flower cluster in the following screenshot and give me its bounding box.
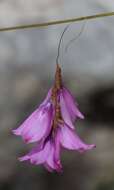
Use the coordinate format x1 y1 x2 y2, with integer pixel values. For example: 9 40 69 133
13 64 95 172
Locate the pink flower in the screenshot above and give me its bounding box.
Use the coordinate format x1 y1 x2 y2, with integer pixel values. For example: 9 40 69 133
19 132 62 172
13 63 95 172
57 123 96 153
12 90 53 143
59 87 84 129
19 122 95 172
12 86 83 143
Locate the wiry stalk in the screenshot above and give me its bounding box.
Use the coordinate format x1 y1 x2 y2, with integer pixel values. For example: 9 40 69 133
0 12 114 32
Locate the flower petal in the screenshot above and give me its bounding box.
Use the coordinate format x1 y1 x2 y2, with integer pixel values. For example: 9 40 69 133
12 88 52 136
46 140 62 172
54 129 62 161
60 92 75 129
54 129 63 172
62 87 84 120
30 141 51 164
59 123 96 152
19 140 44 162
46 142 56 169
41 88 52 106
19 140 51 165
19 135 62 172
13 102 53 143
12 108 41 136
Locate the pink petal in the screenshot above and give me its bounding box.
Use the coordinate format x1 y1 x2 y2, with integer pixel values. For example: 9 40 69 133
13 102 53 143
12 88 52 137
20 140 56 168
30 141 51 164
60 92 75 129
62 87 84 120
41 88 52 106
59 123 96 153
19 138 62 172
12 108 41 136
28 141 57 170
19 155 30 162
44 161 62 173
54 128 61 164
46 142 56 169
23 103 53 143
19 140 44 162
19 140 51 165
46 140 62 172
54 128 62 172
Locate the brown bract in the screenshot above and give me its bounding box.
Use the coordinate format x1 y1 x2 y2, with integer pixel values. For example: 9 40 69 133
51 64 63 129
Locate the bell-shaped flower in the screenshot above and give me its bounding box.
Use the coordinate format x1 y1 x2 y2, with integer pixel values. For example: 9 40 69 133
13 63 96 172
57 123 96 153
59 87 84 129
19 135 62 172
12 90 53 143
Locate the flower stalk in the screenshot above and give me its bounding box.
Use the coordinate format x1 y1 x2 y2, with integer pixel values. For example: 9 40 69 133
0 11 114 32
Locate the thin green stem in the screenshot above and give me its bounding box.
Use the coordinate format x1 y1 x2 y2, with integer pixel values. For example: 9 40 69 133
0 11 114 32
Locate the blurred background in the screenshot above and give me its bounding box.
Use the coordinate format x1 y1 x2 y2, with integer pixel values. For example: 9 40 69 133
0 0 114 190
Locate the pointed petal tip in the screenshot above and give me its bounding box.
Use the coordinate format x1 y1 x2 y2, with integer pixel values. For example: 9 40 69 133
78 144 96 153
79 113 85 119
18 157 24 162
90 144 96 149
87 144 96 150
73 108 85 120
12 129 20 135
18 155 29 162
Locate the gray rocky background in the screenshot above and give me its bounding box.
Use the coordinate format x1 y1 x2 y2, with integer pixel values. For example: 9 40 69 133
0 0 114 190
